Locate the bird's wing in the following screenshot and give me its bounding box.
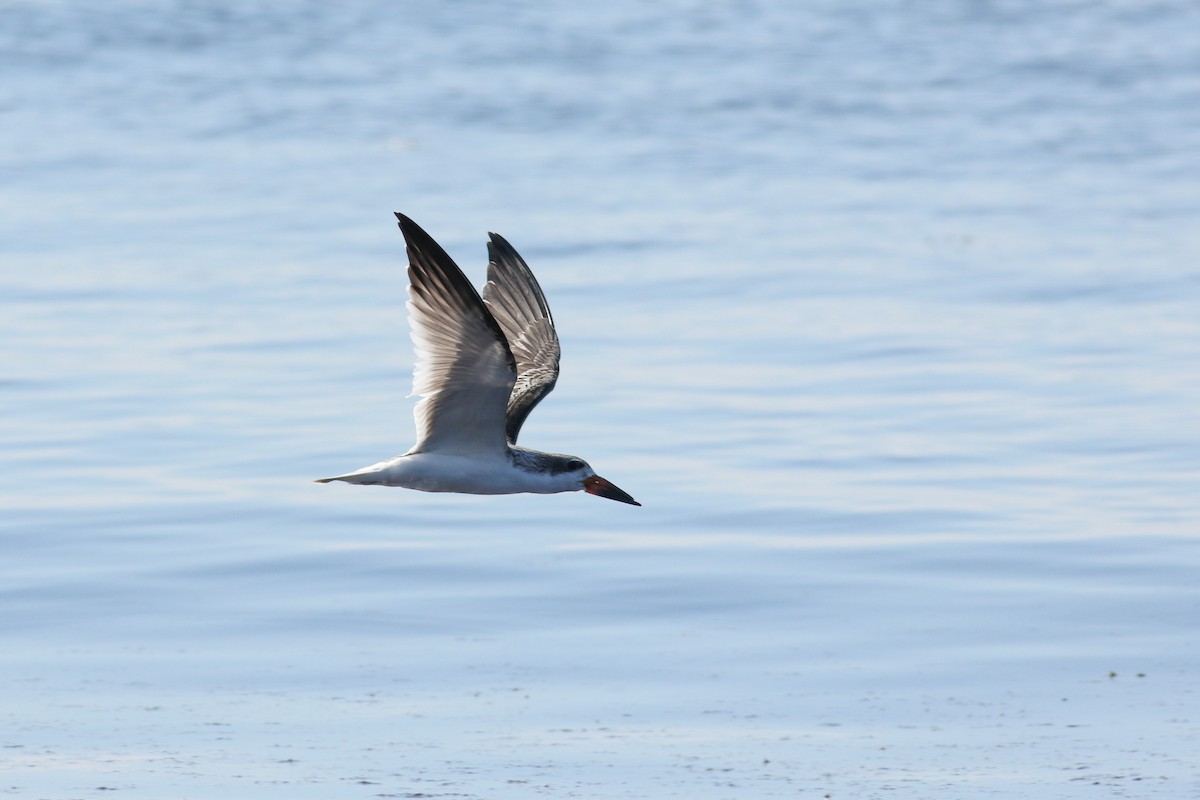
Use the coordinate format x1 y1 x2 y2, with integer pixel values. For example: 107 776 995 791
397 213 517 456
482 232 561 444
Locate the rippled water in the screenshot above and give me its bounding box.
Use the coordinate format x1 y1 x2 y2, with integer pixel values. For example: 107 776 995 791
3 1 1199 797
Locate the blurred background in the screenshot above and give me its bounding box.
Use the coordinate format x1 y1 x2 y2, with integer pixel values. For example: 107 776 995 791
2 1 1198 797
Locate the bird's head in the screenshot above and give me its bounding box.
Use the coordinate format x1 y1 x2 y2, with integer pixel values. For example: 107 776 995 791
557 456 640 506
513 449 640 506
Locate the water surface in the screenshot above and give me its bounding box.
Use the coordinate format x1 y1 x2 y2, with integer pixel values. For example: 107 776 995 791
2 1 1199 797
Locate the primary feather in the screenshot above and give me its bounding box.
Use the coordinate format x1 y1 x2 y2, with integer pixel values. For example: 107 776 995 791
399 213 516 456
483 232 562 443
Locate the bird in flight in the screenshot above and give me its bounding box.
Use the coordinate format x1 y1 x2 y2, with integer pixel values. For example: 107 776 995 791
316 213 640 506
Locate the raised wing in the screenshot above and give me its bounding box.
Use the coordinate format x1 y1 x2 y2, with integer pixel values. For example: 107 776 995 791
397 213 517 456
482 232 561 444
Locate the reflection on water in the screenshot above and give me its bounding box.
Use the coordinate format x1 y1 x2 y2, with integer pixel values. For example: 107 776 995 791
2 0 1199 797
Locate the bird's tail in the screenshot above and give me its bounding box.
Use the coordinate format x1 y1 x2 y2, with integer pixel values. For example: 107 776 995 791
313 470 383 485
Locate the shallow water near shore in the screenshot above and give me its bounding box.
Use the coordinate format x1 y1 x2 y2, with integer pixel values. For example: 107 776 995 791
3 1 1199 797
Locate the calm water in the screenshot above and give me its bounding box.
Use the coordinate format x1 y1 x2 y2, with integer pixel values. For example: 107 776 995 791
3 1 1199 797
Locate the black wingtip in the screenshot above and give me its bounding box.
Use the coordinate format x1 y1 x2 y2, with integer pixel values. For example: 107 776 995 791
394 213 446 257
397 212 436 244
394 211 417 232
487 231 515 251
486 231 529 271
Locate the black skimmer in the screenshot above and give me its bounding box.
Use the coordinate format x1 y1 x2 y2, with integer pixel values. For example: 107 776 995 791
316 214 640 506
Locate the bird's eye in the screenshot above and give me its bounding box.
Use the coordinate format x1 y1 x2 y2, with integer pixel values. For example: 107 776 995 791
568 458 585 471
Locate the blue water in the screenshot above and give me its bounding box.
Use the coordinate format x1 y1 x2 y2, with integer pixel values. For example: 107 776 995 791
3 1 1199 797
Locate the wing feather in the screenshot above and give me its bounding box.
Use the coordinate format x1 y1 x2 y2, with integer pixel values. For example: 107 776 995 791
482 233 561 444
397 213 516 455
